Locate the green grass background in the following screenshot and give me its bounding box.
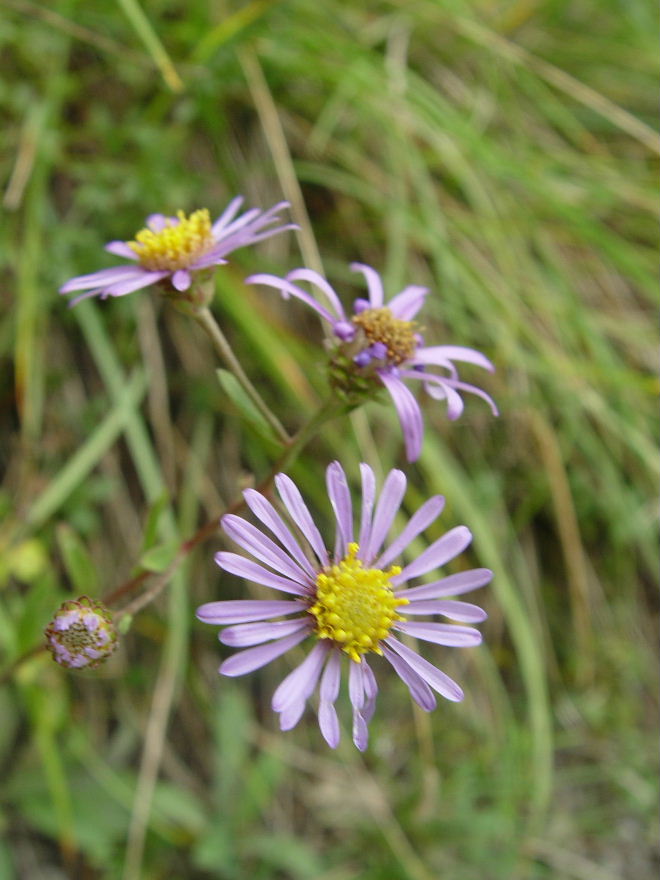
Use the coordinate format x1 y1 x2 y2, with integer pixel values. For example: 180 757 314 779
0 0 657 878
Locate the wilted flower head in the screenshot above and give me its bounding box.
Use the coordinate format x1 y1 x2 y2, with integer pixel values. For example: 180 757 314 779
247 264 498 461
197 461 491 750
45 596 118 669
60 197 296 306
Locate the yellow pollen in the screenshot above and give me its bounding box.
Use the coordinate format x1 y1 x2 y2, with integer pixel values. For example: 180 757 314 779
309 542 408 662
352 307 419 365
128 209 214 271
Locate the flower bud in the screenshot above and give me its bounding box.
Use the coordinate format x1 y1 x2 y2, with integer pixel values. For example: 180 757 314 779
45 596 118 669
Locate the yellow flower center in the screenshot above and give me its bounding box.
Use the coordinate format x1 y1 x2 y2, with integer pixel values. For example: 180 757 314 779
128 209 214 271
352 307 419 365
309 543 408 662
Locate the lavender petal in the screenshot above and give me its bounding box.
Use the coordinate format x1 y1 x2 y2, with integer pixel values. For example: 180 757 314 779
358 463 376 550
60 265 146 293
274 474 329 567
375 495 445 569
219 618 309 647
413 345 495 372
396 568 493 600
401 599 488 622
272 641 328 712
105 241 138 259
381 643 437 711
350 262 384 308
392 526 472 585
104 270 168 297
286 268 346 320
221 514 312 582
242 488 317 581
378 371 424 463
394 620 482 647
214 551 309 596
386 285 429 320
385 637 463 702
246 274 336 325
196 598 304 624
363 469 407 563
326 461 353 559
220 628 309 677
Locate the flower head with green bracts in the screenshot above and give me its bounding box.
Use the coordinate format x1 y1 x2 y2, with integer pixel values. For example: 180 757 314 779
45 596 118 669
197 461 491 751
248 264 498 461
60 197 295 306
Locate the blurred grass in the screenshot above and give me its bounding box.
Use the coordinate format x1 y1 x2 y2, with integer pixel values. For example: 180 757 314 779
0 0 657 878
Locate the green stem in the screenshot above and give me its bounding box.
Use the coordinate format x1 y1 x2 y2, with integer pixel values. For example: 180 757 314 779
193 305 290 444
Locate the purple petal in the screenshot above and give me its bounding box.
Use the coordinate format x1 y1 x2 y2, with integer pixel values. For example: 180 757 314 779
350 262 384 308
375 495 445 569
378 371 424 462
220 619 310 647
103 270 168 297
402 599 488 622
147 214 170 231
386 285 429 320
392 526 472 585
413 345 494 372
349 661 369 751
274 474 329 567
318 651 342 748
362 469 407 563
394 620 482 647
358 463 376 550
381 643 437 711
272 641 329 713
220 628 310 677
242 489 317 581
246 274 336 325
211 195 244 235
397 568 493 600
105 241 138 259
441 378 499 416
196 599 304 625
60 265 145 293
326 461 353 559
361 659 378 723
172 269 192 291
398 369 465 419
286 268 347 321
221 514 312 583
385 637 463 702
214 552 310 596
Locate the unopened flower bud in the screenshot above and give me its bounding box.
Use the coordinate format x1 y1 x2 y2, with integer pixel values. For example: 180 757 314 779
45 596 118 669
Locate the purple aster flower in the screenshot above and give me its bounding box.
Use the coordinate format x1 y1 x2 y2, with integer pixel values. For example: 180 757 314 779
45 596 118 669
247 264 498 461
197 461 491 751
60 197 296 306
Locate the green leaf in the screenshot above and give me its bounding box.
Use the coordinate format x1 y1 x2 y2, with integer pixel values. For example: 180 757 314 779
139 539 181 573
55 524 98 595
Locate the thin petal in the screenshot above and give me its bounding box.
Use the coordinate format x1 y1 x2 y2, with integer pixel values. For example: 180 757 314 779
375 495 445 569
381 643 437 711
394 620 482 647
350 262 384 308
220 619 310 647
362 469 407 563
172 269 191 291
387 285 429 320
275 474 329 567
361 659 378 723
221 514 312 583
103 271 168 297
378 372 424 462
59 266 144 293
211 195 244 235
105 241 138 259
214 551 309 596
220 628 310 677
358 463 376 550
242 489 317 581
396 568 493 601
398 370 465 419
402 599 488 622
413 345 495 372
286 268 346 320
246 274 336 324
318 651 342 748
385 637 464 702
196 599 304 624
326 461 353 559
392 526 472 585
349 661 369 751
272 641 328 712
